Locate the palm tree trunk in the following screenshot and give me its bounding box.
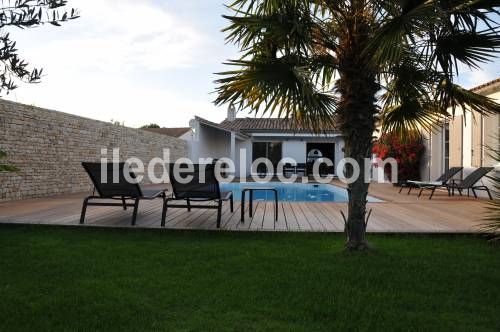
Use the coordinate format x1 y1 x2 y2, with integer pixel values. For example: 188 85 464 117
338 80 378 250
343 127 374 250
337 3 379 250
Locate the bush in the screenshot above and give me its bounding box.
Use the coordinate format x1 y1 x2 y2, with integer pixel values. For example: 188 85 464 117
0 149 18 172
373 132 424 183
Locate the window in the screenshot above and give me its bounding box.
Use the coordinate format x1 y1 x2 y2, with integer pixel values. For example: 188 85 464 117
252 142 282 173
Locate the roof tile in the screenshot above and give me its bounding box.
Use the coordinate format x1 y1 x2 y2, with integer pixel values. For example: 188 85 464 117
219 118 338 133
141 127 191 138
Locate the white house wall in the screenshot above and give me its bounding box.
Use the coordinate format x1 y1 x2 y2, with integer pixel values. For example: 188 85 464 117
484 90 500 166
282 141 307 163
430 128 444 181
420 131 431 181
424 84 500 198
235 139 252 177
240 136 345 176
463 112 473 167
191 124 231 161
334 137 345 170
189 119 346 177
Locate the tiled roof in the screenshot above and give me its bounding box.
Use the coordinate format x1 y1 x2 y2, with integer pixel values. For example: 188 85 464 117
470 77 500 94
142 127 191 138
194 116 250 139
219 118 338 133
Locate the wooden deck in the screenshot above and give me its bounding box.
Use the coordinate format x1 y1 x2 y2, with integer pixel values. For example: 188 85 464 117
0 182 490 233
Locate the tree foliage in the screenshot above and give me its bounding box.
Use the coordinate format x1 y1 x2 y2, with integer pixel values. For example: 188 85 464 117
215 0 500 249
141 123 161 129
215 0 500 134
0 0 79 94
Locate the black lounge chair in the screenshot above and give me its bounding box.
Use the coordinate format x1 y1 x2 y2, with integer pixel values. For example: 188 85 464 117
80 162 168 225
161 163 233 228
283 163 307 177
283 163 295 177
446 167 494 200
399 167 463 195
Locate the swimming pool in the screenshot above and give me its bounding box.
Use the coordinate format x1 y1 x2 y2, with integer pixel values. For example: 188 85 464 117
219 182 383 203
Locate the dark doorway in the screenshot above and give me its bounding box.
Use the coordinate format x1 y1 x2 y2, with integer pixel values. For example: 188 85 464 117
306 143 335 175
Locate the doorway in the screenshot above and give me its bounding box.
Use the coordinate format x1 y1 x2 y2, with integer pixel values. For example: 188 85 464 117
306 143 335 175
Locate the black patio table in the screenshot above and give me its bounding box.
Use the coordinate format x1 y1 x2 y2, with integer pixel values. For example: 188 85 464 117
241 187 279 222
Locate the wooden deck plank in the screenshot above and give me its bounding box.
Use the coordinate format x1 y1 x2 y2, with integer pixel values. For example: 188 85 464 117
249 201 265 230
282 201 300 231
319 203 345 231
311 203 339 231
0 182 489 233
298 202 325 231
274 203 288 231
221 201 243 230
188 206 218 230
201 202 234 229
290 203 312 231
236 202 252 230
262 201 276 230
164 204 207 228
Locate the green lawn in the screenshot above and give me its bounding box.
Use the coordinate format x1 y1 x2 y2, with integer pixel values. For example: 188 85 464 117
0 225 499 331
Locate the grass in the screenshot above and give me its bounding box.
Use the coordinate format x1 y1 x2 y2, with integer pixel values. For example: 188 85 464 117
0 225 499 331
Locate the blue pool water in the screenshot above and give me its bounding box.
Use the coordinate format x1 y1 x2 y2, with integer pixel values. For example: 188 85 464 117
219 182 383 203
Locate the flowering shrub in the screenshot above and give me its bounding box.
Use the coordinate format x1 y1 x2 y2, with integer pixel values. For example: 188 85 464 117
373 132 424 183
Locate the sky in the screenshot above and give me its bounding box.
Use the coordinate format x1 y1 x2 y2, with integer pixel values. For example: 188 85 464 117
4 0 500 128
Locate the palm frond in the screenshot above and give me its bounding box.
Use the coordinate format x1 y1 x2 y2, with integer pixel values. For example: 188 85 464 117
450 0 500 12
435 80 500 117
434 29 500 71
222 5 314 55
381 53 435 105
478 143 500 241
447 0 500 30
309 51 337 88
214 57 338 132
364 0 438 65
380 99 446 137
228 0 312 16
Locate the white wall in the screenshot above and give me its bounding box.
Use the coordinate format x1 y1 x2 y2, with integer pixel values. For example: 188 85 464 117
190 126 346 177
463 112 473 167
424 84 499 198
235 139 252 177
179 131 194 141
421 128 445 181
190 123 231 161
244 136 345 176
333 137 345 171
484 90 500 167
282 141 307 163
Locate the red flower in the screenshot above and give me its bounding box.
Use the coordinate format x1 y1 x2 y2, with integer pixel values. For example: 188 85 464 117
373 131 424 182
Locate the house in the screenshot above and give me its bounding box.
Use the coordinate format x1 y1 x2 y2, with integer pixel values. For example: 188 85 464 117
188 105 344 177
142 127 194 141
422 77 500 196
188 78 499 184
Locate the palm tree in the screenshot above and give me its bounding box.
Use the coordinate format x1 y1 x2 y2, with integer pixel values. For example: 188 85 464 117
214 0 500 250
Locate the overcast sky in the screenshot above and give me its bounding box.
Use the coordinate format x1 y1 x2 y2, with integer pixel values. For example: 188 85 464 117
4 0 500 128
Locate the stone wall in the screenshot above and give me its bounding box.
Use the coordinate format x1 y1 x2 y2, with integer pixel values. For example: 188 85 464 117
0 99 187 201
